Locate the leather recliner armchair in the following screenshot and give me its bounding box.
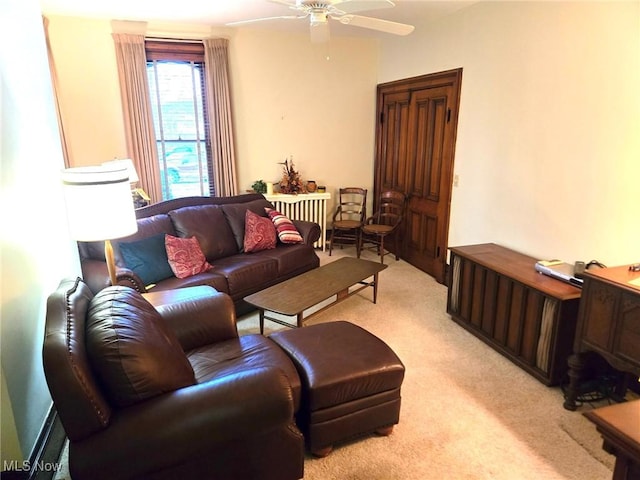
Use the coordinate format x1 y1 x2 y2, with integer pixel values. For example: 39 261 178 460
43 278 304 480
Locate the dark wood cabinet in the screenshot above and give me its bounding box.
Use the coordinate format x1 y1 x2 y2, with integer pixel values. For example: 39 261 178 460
447 243 582 385
563 266 640 410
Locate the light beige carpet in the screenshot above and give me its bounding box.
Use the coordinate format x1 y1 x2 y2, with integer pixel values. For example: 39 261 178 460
55 248 623 479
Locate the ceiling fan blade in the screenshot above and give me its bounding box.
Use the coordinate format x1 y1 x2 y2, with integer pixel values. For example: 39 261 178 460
331 0 395 14
310 21 330 44
268 0 297 5
226 15 305 26
337 14 414 36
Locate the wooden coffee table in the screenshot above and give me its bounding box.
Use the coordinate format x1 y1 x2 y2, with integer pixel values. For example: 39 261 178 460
244 257 387 334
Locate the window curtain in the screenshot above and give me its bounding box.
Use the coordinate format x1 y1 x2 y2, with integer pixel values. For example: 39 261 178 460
112 33 162 204
43 16 71 168
203 38 238 197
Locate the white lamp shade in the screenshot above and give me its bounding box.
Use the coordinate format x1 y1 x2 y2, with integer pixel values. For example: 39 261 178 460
61 166 138 241
101 158 139 184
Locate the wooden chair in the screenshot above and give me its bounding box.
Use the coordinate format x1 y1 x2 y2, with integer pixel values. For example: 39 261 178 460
329 187 367 257
359 190 406 264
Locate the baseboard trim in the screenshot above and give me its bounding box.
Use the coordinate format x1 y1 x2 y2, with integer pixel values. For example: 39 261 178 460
28 406 66 480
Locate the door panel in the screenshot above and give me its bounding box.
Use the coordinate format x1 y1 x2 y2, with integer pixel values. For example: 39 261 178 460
406 209 438 271
378 91 411 193
411 91 446 200
375 69 462 283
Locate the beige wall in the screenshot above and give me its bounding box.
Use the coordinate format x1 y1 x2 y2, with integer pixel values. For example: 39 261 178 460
46 16 380 216
1 368 22 464
1 0 80 460
379 1 640 266
230 29 378 208
48 16 128 164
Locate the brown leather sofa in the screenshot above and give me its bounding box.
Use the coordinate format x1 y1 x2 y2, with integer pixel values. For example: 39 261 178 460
78 193 321 315
43 278 305 480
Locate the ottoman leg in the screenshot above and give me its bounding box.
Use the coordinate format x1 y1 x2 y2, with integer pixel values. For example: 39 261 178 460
311 446 333 458
311 425 394 457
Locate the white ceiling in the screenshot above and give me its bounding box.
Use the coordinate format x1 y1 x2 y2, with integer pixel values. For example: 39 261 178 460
39 0 476 39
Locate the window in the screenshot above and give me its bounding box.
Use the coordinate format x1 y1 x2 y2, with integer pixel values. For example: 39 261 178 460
146 41 214 200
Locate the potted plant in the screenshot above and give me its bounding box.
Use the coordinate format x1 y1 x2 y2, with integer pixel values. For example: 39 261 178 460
278 159 303 194
251 180 267 194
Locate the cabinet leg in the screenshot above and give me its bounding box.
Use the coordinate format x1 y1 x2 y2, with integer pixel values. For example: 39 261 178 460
563 352 589 411
611 372 630 403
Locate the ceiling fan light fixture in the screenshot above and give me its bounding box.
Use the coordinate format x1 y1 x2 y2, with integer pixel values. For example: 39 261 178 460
310 19 330 43
309 10 328 26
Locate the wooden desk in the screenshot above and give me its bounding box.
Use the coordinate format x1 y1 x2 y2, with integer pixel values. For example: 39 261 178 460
584 400 640 480
447 244 582 385
563 266 640 410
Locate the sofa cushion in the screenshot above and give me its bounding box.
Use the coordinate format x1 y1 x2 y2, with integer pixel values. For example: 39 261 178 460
118 233 174 286
221 198 273 251
212 254 278 299
165 235 214 279
86 287 196 407
244 210 277 253
148 271 229 296
168 205 238 261
250 244 320 278
265 208 303 244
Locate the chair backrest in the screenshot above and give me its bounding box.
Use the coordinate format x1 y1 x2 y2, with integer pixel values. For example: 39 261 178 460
43 277 112 442
333 187 367 223
370 190 406 227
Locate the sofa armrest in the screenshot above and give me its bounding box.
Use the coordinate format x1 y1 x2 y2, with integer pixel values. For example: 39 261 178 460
115 267 147 293
292 219 321 246
80 259 147 294
144 286 238 350
80 259 111 294
71 367 296 480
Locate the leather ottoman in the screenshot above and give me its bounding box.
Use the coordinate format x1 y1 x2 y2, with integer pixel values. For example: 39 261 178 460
269 321 405 457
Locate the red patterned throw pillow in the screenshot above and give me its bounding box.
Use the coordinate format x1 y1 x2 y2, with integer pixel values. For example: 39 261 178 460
265 207 303 244
165 235 213 279
244 209 277 253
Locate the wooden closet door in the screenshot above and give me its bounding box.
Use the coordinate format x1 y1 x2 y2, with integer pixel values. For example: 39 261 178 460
375 69 462 283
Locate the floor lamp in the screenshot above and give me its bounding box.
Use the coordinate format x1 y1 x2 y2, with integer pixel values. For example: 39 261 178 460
61 166 138 286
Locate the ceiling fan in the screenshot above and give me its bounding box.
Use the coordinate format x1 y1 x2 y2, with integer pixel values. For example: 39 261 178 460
227 0 415 44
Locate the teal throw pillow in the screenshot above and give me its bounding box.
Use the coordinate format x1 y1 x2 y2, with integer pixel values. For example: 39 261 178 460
118 233 174 285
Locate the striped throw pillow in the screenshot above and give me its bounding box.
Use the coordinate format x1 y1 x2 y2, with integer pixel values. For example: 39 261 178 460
265 208 303 244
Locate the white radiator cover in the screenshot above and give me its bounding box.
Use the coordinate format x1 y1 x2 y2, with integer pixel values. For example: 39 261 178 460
264 193 331 250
